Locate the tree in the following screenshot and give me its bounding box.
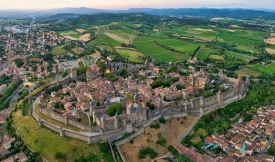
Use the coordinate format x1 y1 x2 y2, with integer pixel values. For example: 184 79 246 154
14 59 24 67
58 102 64 109
106 102 123 116
106 74 118 82
176 84 186 90
268 146 275 156
77 65 88 75
138 147 157 159
121 43 127 47
118 68 128 78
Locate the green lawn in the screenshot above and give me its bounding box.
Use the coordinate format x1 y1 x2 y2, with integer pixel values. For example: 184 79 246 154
116 48 145 63
225 51 257 62
22 102 31 116
52 45 67 55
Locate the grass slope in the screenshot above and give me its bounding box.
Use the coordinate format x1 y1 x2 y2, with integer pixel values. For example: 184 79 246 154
13 110 102 162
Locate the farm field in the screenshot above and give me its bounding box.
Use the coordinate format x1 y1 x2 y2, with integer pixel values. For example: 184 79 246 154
133 36 190 62
235 68 261 77
78 33 91 42
72 47 85 55
59 30 82 38
235 45 261 54
120 116 198 162
12 109 103 162
105 31 135 44
225 51 257 62
76 28 86 33
266 48 275 54
88 26 121 47
197 48 215 60
208 54 224 60
265 38 275 45
249 64 275 74
115 48 145 63
157 39 203 55
218 32 259 44
52 45 67 55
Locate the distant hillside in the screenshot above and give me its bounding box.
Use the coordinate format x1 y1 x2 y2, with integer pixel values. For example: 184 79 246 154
41 7 275 20
48 13 80 19
42 7 105 14
124 8 275 19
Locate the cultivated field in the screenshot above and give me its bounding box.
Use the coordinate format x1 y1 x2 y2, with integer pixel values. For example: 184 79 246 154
78 33 91 42
133 36 190 62
197 48 215 60
115 48 145 63
52 45 67 55
76 28 86 33
59 30 91 41
72 47 85 55
209 54 224 60
88 26 121 47
266 48 275 54
120 116 198 162
105 32 130 44
249 64 275 74
235 68 261 77
225 51 257 62
157 39 202 55
59 30 82 39
265 38 275 45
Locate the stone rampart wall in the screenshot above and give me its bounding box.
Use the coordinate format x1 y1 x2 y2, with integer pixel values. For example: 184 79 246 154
223 88 236 100
40 108 99 132
43 122 60 132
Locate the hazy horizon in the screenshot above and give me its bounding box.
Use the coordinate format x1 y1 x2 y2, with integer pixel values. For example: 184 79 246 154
0 0 275 10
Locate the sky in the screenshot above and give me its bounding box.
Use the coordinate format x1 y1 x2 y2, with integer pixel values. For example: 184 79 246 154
0 0 275 10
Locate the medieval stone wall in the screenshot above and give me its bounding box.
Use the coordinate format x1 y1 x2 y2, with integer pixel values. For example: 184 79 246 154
204 95 218 107
40 108 99 132
223 88 236 100
105 118 116 130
